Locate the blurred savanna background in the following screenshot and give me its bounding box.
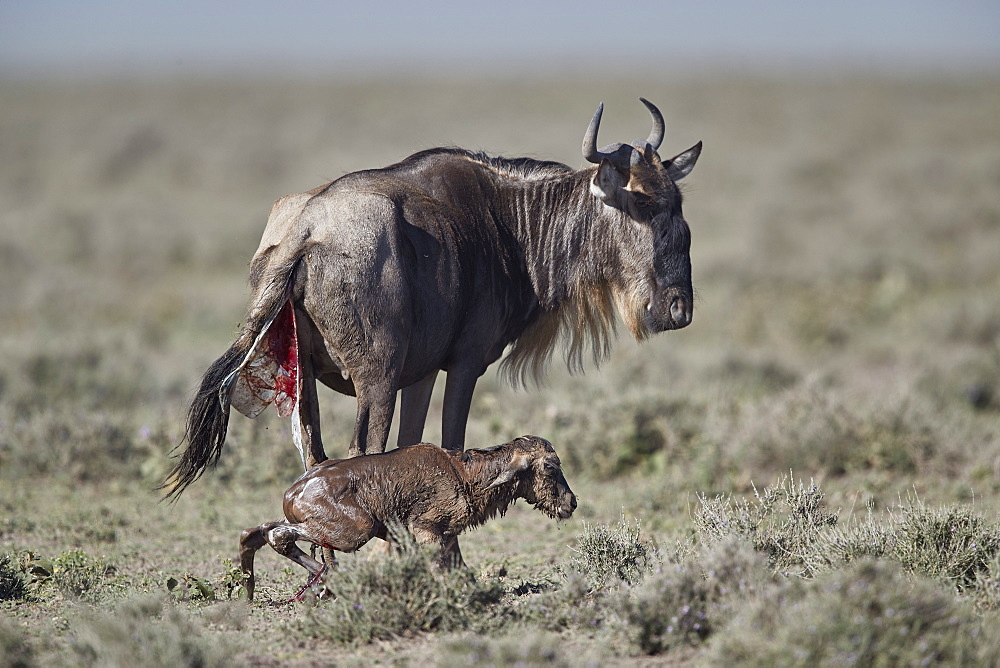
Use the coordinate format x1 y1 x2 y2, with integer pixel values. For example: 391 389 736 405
2 2 1000 664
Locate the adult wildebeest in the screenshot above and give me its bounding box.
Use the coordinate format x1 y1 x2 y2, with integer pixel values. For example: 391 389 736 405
239 435 576 601
164 98 701 497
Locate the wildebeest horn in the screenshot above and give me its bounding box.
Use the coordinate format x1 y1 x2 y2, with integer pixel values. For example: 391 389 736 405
583 99 665 165
582 102 605 164
640 97 664 150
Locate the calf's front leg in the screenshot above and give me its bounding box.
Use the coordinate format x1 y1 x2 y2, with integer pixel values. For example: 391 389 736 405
266 523 328 602
239 521 283 602
240 520 329 603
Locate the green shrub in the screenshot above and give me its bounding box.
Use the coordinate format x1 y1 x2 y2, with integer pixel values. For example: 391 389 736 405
694 475 837 576
437 631 581 667
0 619 35 668
297 530 507 644
704 559 1000 666
7 549 123 603
891 502 1000 588
515 570 609 631
568 515 655 588
51 549 122 602
621 538 774 655
0 553 30 601
69 595 232 668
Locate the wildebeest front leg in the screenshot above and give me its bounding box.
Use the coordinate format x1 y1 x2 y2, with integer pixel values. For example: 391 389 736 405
350 376 401 457
439 366 480 569
397 370 439 447
440 367 479 452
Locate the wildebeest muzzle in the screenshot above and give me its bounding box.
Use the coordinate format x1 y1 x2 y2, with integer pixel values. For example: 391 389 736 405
647 286 693 331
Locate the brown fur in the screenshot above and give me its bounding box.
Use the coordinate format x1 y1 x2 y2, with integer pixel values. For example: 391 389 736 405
238 435 575 601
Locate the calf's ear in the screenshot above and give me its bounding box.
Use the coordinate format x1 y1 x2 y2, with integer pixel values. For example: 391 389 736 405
485 451 532 489
485 471 514 489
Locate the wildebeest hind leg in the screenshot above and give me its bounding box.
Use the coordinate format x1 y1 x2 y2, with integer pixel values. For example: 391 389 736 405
297 353 327 468
294 308 327 468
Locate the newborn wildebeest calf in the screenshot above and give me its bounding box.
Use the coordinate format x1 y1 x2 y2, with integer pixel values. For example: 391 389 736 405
239 435 576 601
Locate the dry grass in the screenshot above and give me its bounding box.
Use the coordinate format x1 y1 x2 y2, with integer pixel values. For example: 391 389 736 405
2 71 999 664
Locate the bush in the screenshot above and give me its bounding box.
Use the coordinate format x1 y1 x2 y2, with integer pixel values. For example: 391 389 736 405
438 631 583 667
0 619 35 668
568 515 655 588
51 549 122 602
515 570 609 631
892 504 1000 590
704 559 1000 665
694 475 837 576
0 553 30 601
69 595 232 667
816 500 1000 590
297 530 507 644
892 502 1000 588
621 538 774 655
3 549 124 604
969 551 1000 611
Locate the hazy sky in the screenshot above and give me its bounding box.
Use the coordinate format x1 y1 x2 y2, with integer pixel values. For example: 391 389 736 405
2 0 998 77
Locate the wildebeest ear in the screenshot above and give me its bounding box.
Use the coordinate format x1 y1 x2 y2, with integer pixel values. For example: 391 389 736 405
665 141 702 182
590 159 627 204
485 451 532 489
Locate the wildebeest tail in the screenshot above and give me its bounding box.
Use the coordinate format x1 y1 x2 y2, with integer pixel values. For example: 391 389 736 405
159 344 247 499
160 256 301 500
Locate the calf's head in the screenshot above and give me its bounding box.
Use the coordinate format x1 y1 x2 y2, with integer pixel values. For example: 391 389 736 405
583 98 701 337
486 435 576 519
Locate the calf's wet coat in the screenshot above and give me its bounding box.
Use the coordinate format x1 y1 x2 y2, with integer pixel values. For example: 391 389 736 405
239 435 576 602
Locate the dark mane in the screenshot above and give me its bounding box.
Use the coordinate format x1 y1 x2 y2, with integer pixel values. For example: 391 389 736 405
387 147 573 181
469 150 574 180
378 146 619 388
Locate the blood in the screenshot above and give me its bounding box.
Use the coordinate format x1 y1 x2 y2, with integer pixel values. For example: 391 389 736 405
289 564 327 604
269 300 299 418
